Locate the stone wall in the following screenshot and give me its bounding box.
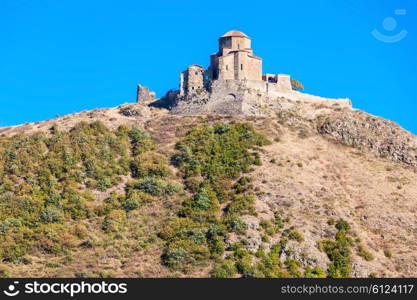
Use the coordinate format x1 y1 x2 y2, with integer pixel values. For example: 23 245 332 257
180 65 205 96
136 85 155 102
217 54 235 80
215 51 262 81
276 74 292 92
171 80 245 115
170 78 352 116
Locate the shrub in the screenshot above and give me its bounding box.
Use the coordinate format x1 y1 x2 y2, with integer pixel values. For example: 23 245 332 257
225 216 247 234
320 219 353 278
0 218 22 235
327 218 335 226
128 128 155 155
182 187 219 216
162 239 210 270
211 260 237 278
0 265 10 278
129 153 171 178
335 219 350 231
122 196 141 212
0 121 175 265
288 231 304 243
384 249 392 259
357 245 374 261
305 266 326 278
128 177 178 197
40 207 63 223
226 194 256 216
284 259 302 277
160 123 270 274
291 78 304 91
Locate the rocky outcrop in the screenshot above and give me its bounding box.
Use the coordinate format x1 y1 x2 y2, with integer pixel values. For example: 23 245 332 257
317 111 417 167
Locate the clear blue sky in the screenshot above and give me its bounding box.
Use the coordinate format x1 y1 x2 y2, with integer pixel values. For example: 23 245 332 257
1 0 416 133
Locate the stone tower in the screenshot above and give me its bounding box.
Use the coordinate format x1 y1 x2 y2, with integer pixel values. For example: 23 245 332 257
208 30 262 81
136 85 155 102
179 65 206 97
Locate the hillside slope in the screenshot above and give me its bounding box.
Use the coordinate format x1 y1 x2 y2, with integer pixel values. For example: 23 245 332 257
0 101 416 278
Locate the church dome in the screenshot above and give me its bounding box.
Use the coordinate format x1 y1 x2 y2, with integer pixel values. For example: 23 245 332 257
220 30 249 38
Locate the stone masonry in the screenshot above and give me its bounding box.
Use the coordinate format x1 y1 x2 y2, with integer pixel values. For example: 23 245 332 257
136 85 155 102
136 30 352 115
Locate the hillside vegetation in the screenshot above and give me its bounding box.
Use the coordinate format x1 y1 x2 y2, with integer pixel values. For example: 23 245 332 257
0 102 416 278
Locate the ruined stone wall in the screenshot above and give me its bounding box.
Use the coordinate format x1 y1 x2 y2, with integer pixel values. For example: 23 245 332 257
206 80 246 114
170 78 352 116
180 65 205 96
136 85 155 102
171 79 245 115
238 79 351 107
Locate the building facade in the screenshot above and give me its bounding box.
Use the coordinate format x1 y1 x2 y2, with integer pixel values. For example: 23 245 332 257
208 30 262 81
178 30 292 97
136 30 351 115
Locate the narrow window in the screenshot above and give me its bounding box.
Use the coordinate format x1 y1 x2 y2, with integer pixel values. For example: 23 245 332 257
226 65 228 70
195 71 198 75
241 64 243 70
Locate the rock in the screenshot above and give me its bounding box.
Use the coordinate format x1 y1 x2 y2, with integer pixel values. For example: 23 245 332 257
118 104 150 118
317 111 417 167
240 215 260 230
244 229 262 251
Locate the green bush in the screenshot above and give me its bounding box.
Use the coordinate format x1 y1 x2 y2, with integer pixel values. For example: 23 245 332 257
384 249 392 259
335 219 350 231
210 260 237 278
40 207 63 223
129 153 171 178
159 217 214 268
128 177 179 197
161 123 270 274
284 259 302 277
305 266 326 278
357 245 374 261
288 231 304 243
320 219 353 278
122 196 141 212
0 121 172 263
291 78 304 91
224 216 247 234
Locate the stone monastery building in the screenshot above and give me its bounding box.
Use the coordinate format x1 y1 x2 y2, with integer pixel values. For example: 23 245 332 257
137 30 351 115
178 30 292 98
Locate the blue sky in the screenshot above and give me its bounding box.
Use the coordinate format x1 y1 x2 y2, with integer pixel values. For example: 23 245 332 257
0 0 416 133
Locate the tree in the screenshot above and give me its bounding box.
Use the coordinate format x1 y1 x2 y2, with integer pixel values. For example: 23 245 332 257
291 79 304 91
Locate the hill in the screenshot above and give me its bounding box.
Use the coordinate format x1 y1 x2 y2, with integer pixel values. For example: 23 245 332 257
0 100 416 278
